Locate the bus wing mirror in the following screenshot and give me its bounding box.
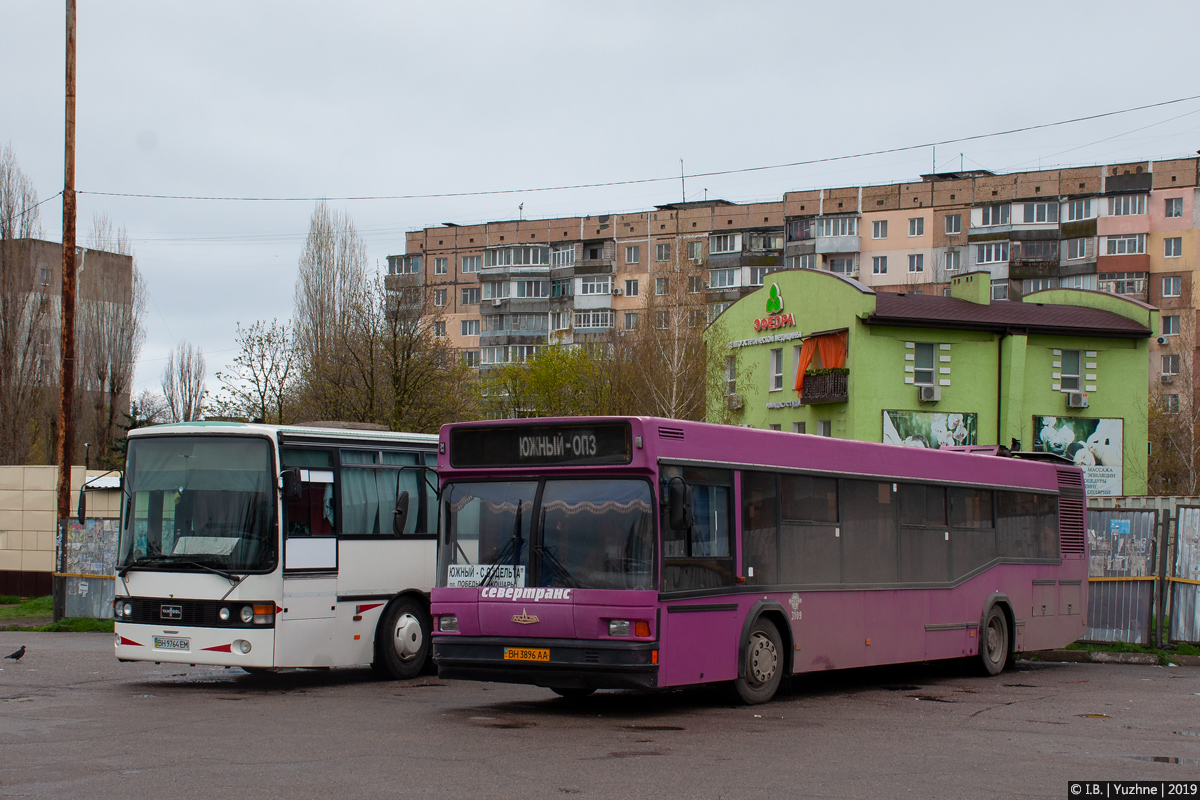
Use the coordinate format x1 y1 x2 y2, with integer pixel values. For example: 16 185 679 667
668 479 692 531
393 491 410 535
281 468 303 502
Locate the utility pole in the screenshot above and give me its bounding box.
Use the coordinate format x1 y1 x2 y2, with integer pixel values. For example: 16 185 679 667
54 0 77 622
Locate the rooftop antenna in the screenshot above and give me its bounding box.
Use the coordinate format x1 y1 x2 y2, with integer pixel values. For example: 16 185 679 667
680 158 685 203
518 202 523 221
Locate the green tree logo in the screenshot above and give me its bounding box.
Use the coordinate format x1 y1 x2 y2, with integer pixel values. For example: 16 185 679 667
765 283 783 314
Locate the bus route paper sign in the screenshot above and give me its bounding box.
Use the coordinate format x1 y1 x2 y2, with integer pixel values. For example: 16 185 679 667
1032 416 1122 496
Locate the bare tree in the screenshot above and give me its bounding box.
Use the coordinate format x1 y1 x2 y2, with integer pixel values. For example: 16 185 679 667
162 341 206 422
0 143 51 464
1148 310 1200 495
211 319 297 423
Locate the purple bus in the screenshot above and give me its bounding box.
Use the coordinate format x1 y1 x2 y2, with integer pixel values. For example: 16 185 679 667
430 417 1087 704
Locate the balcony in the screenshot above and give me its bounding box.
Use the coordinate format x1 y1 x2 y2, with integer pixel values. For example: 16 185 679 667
814 235 860 255
799 369 849 404
578 241 616 268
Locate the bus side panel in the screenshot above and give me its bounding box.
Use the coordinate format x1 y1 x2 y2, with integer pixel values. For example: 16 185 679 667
658 603 741 687
338 539 436 596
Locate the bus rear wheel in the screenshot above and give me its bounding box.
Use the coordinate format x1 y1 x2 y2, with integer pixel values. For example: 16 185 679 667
373 598 431 680
978 605 1010 676
733 618 783 705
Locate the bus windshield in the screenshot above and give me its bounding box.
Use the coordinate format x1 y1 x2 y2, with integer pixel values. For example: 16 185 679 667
118 436 277 573
439 478 655 591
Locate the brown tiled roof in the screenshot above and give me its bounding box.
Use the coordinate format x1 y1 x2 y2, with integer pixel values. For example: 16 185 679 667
867 292 1151 338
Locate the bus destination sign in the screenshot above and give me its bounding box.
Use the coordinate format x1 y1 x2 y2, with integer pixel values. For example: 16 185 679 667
450 422 632 468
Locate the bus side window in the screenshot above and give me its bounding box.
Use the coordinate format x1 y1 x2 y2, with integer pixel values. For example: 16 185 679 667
661 466 735 592
281 448 335 537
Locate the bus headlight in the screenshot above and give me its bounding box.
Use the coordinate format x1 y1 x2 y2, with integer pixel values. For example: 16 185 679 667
233 639 252 654
608 620 631 637
240 606 254 624
219 607 231 621
439 615 458 632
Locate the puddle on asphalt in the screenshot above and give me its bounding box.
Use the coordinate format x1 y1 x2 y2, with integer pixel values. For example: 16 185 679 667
1079 713 1111 718
912 695 955 703
1131 756 1200 765
619 725 684 731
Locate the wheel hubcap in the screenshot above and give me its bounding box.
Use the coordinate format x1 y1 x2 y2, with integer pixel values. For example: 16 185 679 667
987 621 1002 661
393 613 423 661
748 632 778 685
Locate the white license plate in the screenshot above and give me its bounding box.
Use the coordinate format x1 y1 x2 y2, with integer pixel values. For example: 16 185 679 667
153 637 190 651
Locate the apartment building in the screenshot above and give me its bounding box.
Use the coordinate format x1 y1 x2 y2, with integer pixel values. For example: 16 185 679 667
391 157 1199 396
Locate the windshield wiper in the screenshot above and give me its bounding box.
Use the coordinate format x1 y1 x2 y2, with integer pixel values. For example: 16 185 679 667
535 545 575 588
479 501 524 587
117 555 241 586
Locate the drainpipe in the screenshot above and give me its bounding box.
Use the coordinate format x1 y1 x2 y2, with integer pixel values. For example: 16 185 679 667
997 331 1008 447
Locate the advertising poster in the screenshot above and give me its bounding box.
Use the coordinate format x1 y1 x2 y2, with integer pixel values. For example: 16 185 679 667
1032 415 1123 496
882 410 978 450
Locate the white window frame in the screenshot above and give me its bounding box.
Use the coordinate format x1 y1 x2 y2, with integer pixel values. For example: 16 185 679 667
872 220 888 240
914 343 935 386
976 242 1009 264
551 246 575 267
655 243 670 262
1108 194 1147 216
908 217 924 237
1166 394 1181 414
769 348 783 392
908 254 924 273
433 289 447 307
945 214 962 235
786 254 816 270
625 278 639 297
1163 275 1182 297
872 256 887 275
460 319 479 336
709 233 742 254
979 204 1010 226
1166 197 1184 219
749 266 779 286
945 250 961 273
1060 349 1081 391
1165 237 1183 258
688 275 703 294
1066 238 1089 260
1022 202 1058 224
656 277 670 296
815 217 858 237
1163 315 1180 336
827 256 854 275
1106 234 1146 256
461 255 480 273
625 245 640 264
1066 199 1092 221
434 257 448 275
1163 354 1181 376
708 268 737 289
580 275 612 295
460 287 480 305
573 309 613 329
624 311 638 331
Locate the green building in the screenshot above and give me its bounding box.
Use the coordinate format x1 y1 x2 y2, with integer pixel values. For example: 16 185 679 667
706 269 1156 496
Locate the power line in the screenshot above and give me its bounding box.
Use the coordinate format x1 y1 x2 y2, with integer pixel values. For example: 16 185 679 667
77 94 1200 204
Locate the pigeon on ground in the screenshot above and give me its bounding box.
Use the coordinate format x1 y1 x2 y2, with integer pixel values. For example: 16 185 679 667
5 646 25 662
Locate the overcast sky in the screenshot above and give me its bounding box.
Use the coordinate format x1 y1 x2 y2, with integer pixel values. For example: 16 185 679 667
4 0 1200 399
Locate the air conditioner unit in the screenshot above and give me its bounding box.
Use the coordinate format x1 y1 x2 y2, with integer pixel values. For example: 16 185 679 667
492 298 503 306
1161 373 1175 384
918 385 941 403
1067 391 1089 409
692 256 703 265
612 287 623 296
726 394 744 411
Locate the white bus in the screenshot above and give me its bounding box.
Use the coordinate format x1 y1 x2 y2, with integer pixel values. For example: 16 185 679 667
113 422 439 678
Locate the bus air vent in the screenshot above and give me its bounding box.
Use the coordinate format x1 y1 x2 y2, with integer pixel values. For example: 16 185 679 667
1056 469 1086 555
658 427 685 440
584 650 600 663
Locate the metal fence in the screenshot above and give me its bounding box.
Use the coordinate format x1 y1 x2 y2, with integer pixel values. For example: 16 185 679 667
1170 507 1200 643
60 517 119 619
1085 509 1157 644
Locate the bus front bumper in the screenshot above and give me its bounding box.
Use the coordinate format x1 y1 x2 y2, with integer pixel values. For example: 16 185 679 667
433 636 659 690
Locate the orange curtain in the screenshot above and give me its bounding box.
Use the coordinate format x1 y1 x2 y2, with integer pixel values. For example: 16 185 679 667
816 331 847 370
793 338 819 396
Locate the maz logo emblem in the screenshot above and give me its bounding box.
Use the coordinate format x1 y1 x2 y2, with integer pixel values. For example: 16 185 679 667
511 608 539 625
160 605 182 620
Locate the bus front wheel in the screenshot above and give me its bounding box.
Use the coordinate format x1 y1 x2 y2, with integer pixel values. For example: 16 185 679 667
733 618 783 705
373 598 431 680
978 605 1010 676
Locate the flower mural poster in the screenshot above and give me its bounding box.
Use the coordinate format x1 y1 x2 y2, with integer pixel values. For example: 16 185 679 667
882 410 977 450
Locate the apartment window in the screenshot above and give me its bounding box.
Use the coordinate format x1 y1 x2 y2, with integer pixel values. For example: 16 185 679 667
709 233 741 254
914 343 935 385
786 219 813 241
481 282 509 300
433 321 446 337
624 312 638 331
39 267 50 286
574 309 613 329
460 287 480 306
708 302 731 323
786 253 817 270
1023 202 1058 224
551 278 573 298
689 275 704 293
434 257 448 275
816 217 857 237
580 275 612 295
625 245 640 264
827 257 854 275
433 289 447 307
1060 274 1097 291
770 348 783 391
656 311 669 330
687 309 706 328
481 346 509 365
1066 199 1092 221
908 254 924 273
908 217 924 237
485 247 549 267
551 246 575 267
1059 350 1081 391
460 319 479 336
512 345 541 363
1066 238 1089 260
515 280 549 299
585 245 604 261
1163 276 1182 297
768 424 782 432
750 266 780 286
1166 237 1183 258
709 268 737 289
550 311 570 331
625 279 639 297
1163 315 1180 336
1163 354 1181 376
1019 240 1059 262
1108 194 1146 216
817 420 832 437
1166 197 1184 218
749 232 783 251
1023 278 1058 294
687 241 703 261
656 277 670 295
979 204 1010 226
1106 234 1146 256
462 350 480 368
461 256 480 273
1166 394 1181 414
945 214 962 235
655 243 671 262
945 250 961 273
1098 272 1146 296
991 281 1009 300
792 422 805 434
872 256 888 275
724 355 736 396
872 220 888 239
977 242 1009 264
